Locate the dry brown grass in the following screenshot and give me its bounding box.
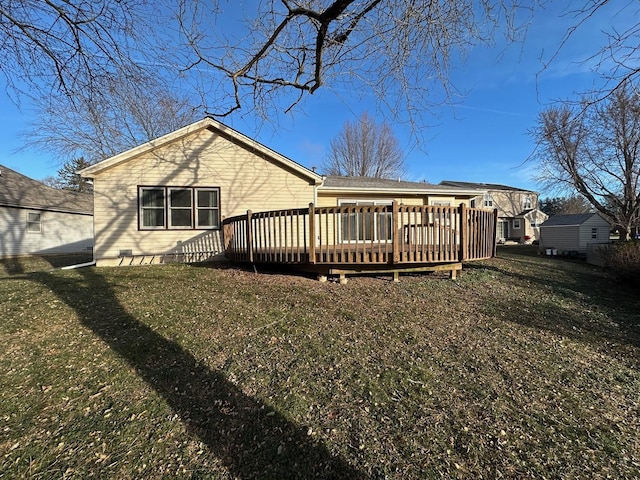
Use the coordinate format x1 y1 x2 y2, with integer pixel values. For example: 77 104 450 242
1 247 639 478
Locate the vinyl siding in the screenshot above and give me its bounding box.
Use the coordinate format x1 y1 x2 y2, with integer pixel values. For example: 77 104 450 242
539 215 610 253
0 206 93 257
579 216 610 248
491 190 536 217
92 128 315 262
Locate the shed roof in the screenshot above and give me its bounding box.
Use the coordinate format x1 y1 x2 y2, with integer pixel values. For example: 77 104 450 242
541 213 608 227
0 165 93 215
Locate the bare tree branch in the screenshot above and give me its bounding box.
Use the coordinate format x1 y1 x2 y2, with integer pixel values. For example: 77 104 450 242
177 0 536 124
532 81 640 239
322 111 405 178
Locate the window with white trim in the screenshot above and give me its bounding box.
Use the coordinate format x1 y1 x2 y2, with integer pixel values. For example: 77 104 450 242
139 187 220 230
484 194 493 207
27 212 42 233
522 196 532 210
513 219 521 229
339 200 392 242
591 227 598 239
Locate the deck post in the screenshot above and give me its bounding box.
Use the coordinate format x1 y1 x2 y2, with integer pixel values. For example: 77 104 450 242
222 221 232 252
308 203 316 264
459 203 467 262
492 208 499 257
392 201 399 264
246 209 254 263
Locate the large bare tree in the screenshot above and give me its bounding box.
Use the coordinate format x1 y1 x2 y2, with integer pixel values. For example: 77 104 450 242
323 112 404 178
27 71 200 163
533 82 640 239
0 0 149 100
175 0 536 122
3 1 640 144
541 2 640 105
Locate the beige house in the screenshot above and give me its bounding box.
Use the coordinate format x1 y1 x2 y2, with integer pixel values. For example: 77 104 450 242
440 181 548 243
0 165 93 258
80 118 488 266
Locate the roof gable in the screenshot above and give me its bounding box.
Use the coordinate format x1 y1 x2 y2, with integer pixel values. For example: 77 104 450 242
0 165 93 214
79 117 323 184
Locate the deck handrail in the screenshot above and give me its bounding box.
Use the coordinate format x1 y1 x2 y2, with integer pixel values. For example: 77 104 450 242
222 202 496 265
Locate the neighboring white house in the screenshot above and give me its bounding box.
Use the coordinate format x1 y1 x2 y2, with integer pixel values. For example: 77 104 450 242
539 213 611 255
0 165 94 257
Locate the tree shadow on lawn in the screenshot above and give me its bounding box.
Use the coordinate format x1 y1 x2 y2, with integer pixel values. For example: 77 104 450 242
465 255 640 361
32 268 364 479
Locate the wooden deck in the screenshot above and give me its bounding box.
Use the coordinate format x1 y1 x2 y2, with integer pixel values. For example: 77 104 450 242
223 203 497 281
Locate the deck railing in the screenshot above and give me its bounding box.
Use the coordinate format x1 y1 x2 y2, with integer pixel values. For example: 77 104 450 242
223 202 497 265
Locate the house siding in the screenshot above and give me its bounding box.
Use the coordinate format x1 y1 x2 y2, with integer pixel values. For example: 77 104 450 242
92 128 315 264
539 215 610 253
482 190 546 243
0 206 93 257
539 225 580 252
579 216 611 249
490 190 534 217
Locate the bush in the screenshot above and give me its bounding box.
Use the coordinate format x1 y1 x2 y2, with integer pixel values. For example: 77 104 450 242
602 240 640 285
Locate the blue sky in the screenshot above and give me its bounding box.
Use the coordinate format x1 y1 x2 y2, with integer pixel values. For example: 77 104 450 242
0 2 630 195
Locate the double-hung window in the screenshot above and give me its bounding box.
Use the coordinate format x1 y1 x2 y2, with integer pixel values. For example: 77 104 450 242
140 188 166 229
139 186 220 230
196 189 220 228
27 212 42 233
169 188 193 228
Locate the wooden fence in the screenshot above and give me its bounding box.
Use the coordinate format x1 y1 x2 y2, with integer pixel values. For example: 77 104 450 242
223 203 497 266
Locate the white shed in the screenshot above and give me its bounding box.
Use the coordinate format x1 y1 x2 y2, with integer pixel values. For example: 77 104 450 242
539 213 610 255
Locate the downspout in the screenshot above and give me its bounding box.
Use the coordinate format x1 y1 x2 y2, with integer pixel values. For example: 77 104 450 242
60 260 96 270
314 176 325 206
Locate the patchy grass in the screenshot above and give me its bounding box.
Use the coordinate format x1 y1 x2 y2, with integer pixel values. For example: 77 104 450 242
0 254 93 276
1 247 639 479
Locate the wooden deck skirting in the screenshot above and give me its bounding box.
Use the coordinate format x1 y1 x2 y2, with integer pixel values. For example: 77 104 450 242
223 203 497 280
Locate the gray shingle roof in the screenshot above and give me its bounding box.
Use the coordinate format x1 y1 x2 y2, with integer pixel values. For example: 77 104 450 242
541 213 602 226
321 176 483 192
439 180 532 192
0 164 93 215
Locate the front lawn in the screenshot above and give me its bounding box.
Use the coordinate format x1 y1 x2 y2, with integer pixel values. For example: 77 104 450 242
1 248 639 478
